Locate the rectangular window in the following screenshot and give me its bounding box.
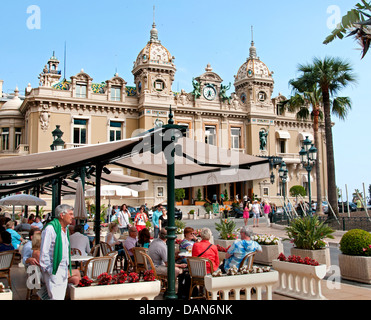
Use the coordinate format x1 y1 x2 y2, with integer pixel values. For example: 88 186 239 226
15 128 22 149
76 84 87 98
109 121 122 142
279 139 286 153
1 128 9 151
205 125 216 146
73 119 87 145
157 187 164 197
231 127 241 149
263 187 269 196
111 87 121 102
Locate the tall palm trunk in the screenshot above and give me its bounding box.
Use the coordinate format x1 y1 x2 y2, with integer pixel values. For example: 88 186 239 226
313 107 322 214
322 90 339 218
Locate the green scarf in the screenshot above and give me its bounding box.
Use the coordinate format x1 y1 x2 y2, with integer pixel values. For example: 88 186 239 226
47 219 72 276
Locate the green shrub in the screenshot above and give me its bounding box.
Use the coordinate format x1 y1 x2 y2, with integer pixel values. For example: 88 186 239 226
340 229 371 256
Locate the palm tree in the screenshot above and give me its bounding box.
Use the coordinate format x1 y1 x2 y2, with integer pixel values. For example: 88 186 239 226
324 1 371 59
280 84 323 215
285 57 356 218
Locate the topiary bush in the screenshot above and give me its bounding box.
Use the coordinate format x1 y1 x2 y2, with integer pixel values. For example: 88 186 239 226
339 229 371 256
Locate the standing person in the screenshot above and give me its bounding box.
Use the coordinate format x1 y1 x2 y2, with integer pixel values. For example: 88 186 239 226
39 204 76 300
252 200 262 228
152 205 163 238
243 195 248 208
159 208 168 230
263 201 271 227
117 204 131 235
243 203 250 226
134 205 148 232
106 204 112 223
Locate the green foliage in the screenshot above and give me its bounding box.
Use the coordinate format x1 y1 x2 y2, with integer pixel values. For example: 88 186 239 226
175 188 185 202
215 218 240 240
90 204 107 223
285 216 335 250
204 202 213 213
340 229 371 256
189 210 195 215
289 185 307 197
196 188 202 201
175 220 186 234
224 189 229 201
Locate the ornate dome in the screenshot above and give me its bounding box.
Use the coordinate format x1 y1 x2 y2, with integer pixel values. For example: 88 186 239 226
234 41 272 83
0 87 23 116
134 23 175 70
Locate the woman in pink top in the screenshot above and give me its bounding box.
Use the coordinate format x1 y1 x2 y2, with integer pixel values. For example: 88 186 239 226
243 202 250 226
263 201 271 227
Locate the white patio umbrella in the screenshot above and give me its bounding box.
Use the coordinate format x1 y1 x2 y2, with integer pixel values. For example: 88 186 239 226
73 178 87 220
85 185 138 198
0 194 46 206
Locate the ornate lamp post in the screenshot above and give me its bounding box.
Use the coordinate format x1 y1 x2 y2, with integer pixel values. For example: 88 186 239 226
50 125 65 151
299 136 317 216
278 161 288 204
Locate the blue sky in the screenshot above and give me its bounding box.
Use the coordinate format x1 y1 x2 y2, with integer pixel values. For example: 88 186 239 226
0 0 370 199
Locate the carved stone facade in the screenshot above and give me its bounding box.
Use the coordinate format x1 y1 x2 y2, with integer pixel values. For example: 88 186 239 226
0 22 328 207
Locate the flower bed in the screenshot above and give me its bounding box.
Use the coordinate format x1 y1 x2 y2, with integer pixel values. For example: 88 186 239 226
251 234 284 266
70 270 160 300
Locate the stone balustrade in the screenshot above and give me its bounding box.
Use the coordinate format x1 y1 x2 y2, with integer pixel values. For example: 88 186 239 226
204 271 279 300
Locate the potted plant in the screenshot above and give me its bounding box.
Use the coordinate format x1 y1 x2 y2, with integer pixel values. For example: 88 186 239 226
272 253 327 300
175 188 185 206
214 218 240 247
338 229 371 284
188 209 195 220
223 189 232 205
175 220 185 240
195 188 205 205
285 216 334 269
251 234 284 266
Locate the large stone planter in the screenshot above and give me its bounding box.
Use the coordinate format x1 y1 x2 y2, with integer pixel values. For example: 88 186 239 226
291 247 331 270
188 214 195 220
255 243 284 266
338 254 371 284
214 239 235 248
0 289 12 300
272 260 327 300
69 280 161 300
204 271 279 300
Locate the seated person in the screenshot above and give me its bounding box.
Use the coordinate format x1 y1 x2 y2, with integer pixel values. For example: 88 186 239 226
22 228 42 266
70 224 91 256
137 228 151 249
192 228 219 274
31 216 43 230
223 226 262 273
15 218 32 232
179 227 198 253
5 221 23 250
148 228 186 278
124 226 138 257
31 232 42 262
0 231 15 252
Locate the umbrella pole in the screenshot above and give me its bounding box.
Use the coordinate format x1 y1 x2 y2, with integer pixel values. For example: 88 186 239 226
94 163 102 246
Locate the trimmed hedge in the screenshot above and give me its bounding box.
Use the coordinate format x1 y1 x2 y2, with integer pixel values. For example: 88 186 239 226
339 229 371 256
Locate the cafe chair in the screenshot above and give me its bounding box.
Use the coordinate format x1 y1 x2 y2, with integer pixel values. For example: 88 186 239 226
0 251 16 289
122 246 135 272
84 256 113 280
140 252 167 292
133 247 148 277
100 242 113 256
238 251 256 272
186 256 214 300
106 252 118 274
90 244 100 257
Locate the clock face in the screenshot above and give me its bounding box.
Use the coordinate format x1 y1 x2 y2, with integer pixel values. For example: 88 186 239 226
258 91 266 102
203 85 216 100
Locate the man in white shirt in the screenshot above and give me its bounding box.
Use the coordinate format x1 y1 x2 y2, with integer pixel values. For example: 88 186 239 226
69 224 91 256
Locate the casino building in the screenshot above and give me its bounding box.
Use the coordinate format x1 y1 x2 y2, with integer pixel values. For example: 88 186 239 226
0 21 327 207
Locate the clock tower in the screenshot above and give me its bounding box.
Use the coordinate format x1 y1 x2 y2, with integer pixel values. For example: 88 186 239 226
233 38 275 115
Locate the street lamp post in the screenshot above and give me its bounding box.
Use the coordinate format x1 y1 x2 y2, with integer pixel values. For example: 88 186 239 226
299 136 317 216
279 161 288 204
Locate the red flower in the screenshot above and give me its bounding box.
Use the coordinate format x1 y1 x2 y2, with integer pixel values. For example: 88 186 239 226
128 272 139 283
143 270 155 281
